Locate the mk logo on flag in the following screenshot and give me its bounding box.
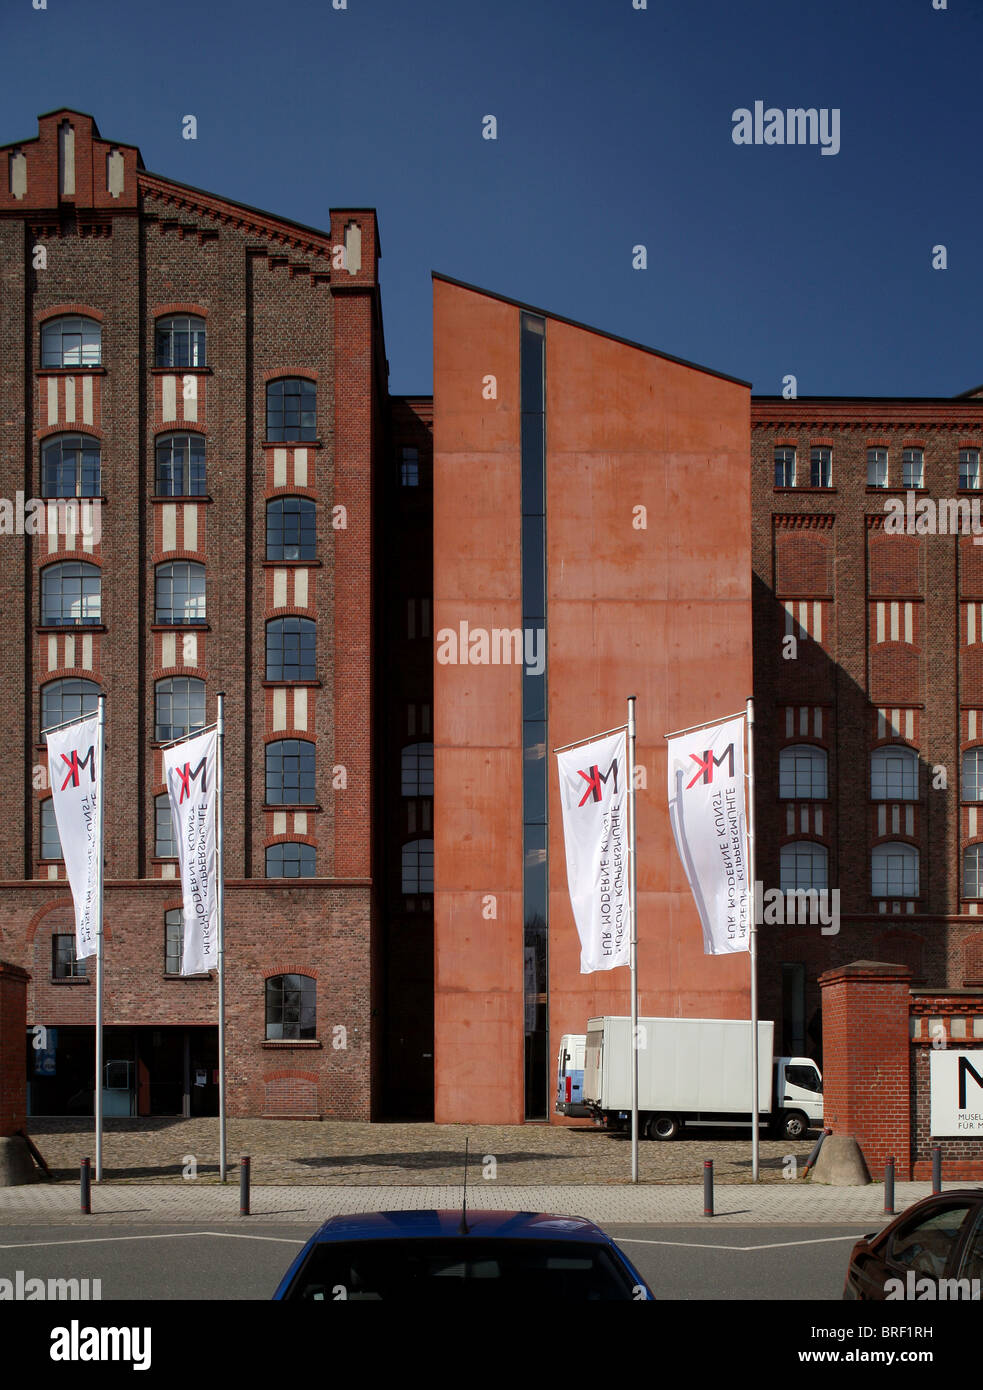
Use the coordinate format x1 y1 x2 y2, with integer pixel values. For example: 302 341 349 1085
59 745 96 790
685 743 735 790
577 759 619 807
173 757 207 803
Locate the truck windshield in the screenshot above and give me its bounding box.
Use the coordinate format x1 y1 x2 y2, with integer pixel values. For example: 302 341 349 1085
785 1065 822 1094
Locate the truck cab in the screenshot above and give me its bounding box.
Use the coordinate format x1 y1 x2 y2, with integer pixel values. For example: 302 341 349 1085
555 1034 591 1118
773 1056 824 1139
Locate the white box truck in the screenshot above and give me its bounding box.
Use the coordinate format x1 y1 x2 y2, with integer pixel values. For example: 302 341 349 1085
583 1016 823 1141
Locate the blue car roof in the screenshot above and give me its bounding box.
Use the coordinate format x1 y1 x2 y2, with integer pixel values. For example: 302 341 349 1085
303 1211 614 1243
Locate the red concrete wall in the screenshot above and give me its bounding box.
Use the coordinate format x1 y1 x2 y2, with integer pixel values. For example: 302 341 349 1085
433 277 753 1122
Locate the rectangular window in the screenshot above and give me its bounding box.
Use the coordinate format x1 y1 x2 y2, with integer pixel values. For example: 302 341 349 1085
810 447 832 488
165 909 183 974
400 447 419 487
902 448 924 488
52 934 86 978
960 449 981 491
867 448 888 488
774 447 796 487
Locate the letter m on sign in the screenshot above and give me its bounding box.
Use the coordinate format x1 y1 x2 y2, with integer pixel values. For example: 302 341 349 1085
577 759 619 806
958 1055 983 1109
60 744 96 790
686 743 735 790
174 757 207 804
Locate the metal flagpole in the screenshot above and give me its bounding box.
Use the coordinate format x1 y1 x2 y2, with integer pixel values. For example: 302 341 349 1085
627 695 639 1185
216 693 227 1183
746 696 759 1183
95 694 106 1183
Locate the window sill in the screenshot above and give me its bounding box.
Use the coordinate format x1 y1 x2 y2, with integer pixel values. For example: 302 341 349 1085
37 624 107 633
37 366 108 376
262 440 323 449
263 804 322 813
773 486 837 494
38 494 107 505
51 976 89 986
152 495 214 504
261 559 323 568
262 1040 322 1048
150 624 211 632
149 366 212 376
163 972 212 981
260 680 323 689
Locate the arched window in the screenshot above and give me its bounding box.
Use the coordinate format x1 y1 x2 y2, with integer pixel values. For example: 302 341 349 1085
963 845 983 899
155 794 176 858
266 378 316 442
155 315 206 368
42 434 101 498
165 908 183 974
41 678 100 732
155 434 206 496
872 842 919 897
963 748 983 802
266 617 316 681
779 745 827 799
779 841 828 891
41 316 101 368
265 739 315 804
402 838 434 894
40 798 62 860
155 677 206 742
266 497 316 561
266 843 316 878
401 743 434 796
872 746 919 801
156 562 206 624
265 974 316 1040
41 561 100 625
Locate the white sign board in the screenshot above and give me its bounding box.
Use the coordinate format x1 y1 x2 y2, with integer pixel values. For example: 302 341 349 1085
930 1050 983 1136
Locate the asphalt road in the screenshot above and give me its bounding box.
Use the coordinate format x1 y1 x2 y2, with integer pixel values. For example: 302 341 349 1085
0 1221 873 1300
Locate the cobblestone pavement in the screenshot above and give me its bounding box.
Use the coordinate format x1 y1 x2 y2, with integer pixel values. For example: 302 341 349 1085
22 1118 815 1185
0 1179 940 1226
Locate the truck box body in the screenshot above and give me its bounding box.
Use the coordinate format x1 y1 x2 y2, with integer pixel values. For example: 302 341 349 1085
584 1016 775 1115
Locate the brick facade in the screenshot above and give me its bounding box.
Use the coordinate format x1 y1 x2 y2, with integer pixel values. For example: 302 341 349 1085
0 110 384 1119
753 398 983 1056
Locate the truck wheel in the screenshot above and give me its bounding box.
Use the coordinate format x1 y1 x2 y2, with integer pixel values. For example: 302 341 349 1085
647 1114 680 1141
782 1111 809 1141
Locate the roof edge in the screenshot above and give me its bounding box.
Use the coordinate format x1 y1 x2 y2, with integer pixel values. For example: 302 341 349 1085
431 272 751 389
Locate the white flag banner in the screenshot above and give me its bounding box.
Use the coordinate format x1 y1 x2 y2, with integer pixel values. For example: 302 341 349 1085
557 730 631 973
164 729 219 976
667 714 750 955
46 714 101 960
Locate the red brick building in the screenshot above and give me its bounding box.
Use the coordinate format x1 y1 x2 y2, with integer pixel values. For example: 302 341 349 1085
752 392 983 1056
0 109 385 1119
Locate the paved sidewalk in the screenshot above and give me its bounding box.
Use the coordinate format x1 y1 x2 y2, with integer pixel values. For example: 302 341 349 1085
0 1179 948 1226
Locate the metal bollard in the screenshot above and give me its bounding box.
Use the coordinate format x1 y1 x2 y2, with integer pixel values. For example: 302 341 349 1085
932 1146 942 1194
884 1156 895 1215
703 1159 714 1217
802 1127 831 1177
80 1156 91 1215
240 1155 250 1216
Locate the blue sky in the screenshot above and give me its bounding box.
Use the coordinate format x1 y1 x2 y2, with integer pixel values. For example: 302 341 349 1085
2 0 980 396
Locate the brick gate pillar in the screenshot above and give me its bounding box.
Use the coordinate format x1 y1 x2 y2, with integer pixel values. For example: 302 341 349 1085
0 962 30 1137
818 960 912 1179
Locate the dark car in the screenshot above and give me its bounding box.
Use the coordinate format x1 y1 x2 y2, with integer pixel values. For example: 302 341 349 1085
843 1189 983 1300
272 1209 654 1300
